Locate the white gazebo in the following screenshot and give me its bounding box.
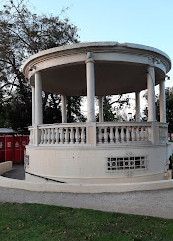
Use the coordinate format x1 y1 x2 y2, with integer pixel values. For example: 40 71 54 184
22 42 172 184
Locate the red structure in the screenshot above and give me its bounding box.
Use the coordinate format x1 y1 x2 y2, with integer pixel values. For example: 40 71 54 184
0 128 29 163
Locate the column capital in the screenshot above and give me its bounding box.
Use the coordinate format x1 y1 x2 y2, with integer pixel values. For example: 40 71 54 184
35 70 41 76
85 52 95 64
148 56 161 66
147 65 155 72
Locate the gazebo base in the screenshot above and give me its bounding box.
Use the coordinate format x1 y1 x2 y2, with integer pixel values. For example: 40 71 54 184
25 143 172 184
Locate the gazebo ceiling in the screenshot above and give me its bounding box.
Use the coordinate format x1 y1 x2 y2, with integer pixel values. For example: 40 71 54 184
22 42 171 96
37 62 164 96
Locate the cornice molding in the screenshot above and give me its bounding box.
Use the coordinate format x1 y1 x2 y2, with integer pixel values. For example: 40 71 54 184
22 42 171 80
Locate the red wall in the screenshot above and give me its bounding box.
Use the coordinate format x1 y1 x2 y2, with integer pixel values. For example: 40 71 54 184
0 135 29 163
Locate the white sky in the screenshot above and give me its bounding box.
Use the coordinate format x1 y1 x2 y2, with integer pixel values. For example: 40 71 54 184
27 0 173 87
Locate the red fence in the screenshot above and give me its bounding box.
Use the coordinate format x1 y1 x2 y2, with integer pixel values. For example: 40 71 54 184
0 135 29 163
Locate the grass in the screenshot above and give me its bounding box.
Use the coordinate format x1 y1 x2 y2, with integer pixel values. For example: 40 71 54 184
0 203 173 241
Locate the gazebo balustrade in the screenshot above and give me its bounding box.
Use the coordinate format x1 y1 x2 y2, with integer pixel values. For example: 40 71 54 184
28 121 168 147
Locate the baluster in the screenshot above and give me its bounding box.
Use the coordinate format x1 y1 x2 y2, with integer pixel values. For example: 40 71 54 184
136 127 140 141
29 129 33 145
65 128 69 144
126 126 130 142
70 127 74 144
75 127 80 144
115 127 119 143
44 129 47 144
40 129 44 144
60 128 64 144
120 126 125 143
81 127 85 144
47 128 51 144
131 127 135 141
55 128 59 144
109 127 114 143
104 127 108 144
140 127 144 141
32 129 34 144
98 127 102 143
145 127 149 141
51 128 55 144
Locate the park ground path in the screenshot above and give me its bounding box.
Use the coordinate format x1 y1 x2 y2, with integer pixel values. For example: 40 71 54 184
1 165 173 219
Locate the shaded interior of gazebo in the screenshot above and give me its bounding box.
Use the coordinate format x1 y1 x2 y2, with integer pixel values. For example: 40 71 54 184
30 62 164 96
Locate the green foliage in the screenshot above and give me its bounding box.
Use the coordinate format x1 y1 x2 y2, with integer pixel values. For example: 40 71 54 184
165 88 173 135
103 96 116 121
0 0 83 130
143 87 173 134
0 203 173 241
156 88 173 133
96 95 130 122
67 96 86 123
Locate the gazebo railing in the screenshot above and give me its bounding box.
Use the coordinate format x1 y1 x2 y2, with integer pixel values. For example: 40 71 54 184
28 121 168 147
96 122 151 144
29 123 87 146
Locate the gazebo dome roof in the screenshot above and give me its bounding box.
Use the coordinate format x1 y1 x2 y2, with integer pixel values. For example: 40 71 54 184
22 42 171 96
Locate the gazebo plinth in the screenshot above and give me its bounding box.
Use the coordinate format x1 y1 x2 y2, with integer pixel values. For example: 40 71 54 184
25 121 172 183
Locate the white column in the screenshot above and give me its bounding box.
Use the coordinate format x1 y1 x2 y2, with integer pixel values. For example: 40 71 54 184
32 86 35 126
61 94 67 123
135 91 140 122
147 66 156 122
86 52 95 122
99 96 104 122
35 71 43 125
159 79 166 123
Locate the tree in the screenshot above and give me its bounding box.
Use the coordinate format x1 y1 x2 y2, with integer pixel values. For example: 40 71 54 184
143 87 173 139
165 88 173 139
66 96 86 123
96 95 130 122
0 0 84 130
102 96 116 121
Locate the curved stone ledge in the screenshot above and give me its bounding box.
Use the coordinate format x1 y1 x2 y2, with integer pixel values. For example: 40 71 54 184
0 176 173 193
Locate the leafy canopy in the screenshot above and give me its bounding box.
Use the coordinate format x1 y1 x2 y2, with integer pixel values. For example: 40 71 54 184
0 0 84 131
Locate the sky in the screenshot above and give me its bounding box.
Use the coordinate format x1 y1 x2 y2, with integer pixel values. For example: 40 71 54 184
26 0 173 88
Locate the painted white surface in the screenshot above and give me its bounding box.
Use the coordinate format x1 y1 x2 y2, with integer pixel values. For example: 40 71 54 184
25 142 172 184
86 52 95 122
160 80 166 123
135 91 140 122
147 66 156 122
61 95 67 123
32 86 35 126
35 72 43 125
0 175 173 193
